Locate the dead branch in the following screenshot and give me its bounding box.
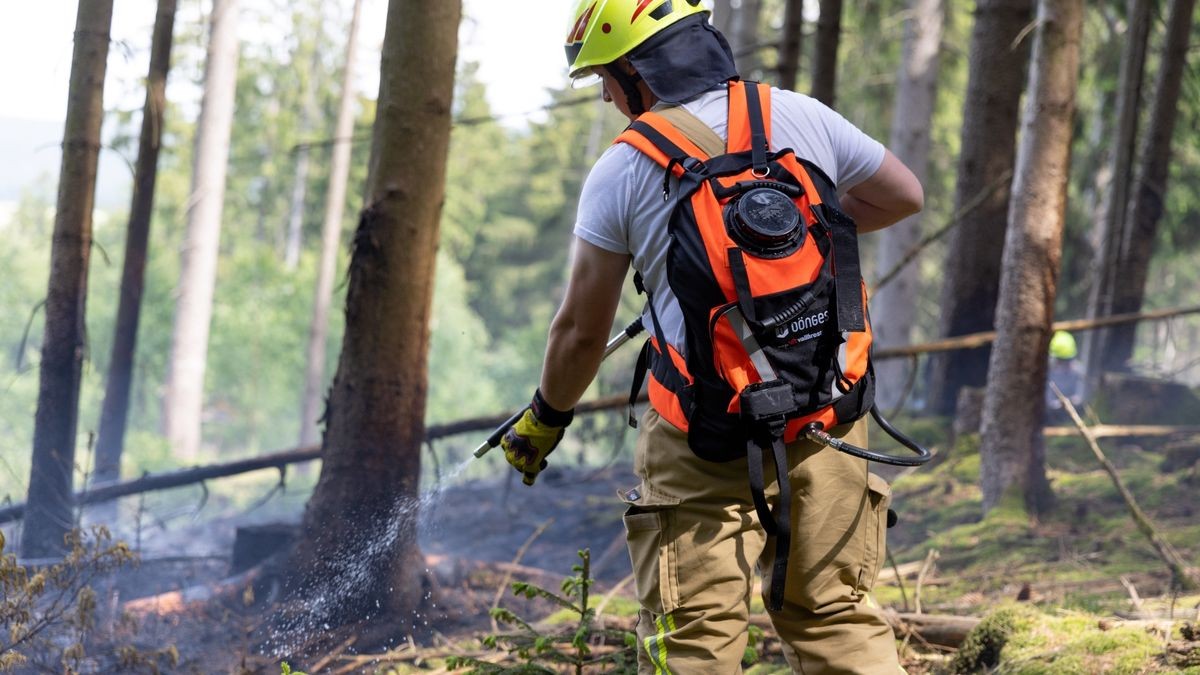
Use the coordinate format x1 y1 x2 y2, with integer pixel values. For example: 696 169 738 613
871 169 1014 295
915 549 940 615
1042 424 1200 438
309 634 358 673
0 393 648 525
1051 384 1199 591
875 305 1200 360
883 610 981 649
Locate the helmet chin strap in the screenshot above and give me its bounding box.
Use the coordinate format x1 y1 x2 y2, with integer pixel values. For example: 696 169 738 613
604 64 648 116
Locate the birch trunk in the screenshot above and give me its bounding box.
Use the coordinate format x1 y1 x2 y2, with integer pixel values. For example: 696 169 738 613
299 0 364 448
163 0 241 463
872 0 943 412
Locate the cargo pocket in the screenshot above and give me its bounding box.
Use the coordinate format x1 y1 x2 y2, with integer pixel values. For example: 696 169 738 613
857 472 892 594
620 484 681 615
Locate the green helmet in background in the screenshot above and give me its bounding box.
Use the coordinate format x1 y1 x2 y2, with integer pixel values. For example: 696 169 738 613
1049 330 1078 360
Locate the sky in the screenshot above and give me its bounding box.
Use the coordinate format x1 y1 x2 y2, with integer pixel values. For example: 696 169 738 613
0 0 579 125
0 0 596 206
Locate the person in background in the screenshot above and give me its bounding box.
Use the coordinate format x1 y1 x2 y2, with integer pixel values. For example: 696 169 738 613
1046 330 1085 421
501 1 922 671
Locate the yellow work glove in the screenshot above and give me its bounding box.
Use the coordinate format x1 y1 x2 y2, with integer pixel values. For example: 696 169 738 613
501 389 574 486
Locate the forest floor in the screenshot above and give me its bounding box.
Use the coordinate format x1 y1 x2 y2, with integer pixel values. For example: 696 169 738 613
8 420 1200 674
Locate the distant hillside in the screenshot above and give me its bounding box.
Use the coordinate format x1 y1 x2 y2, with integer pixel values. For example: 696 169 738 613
0 116 131 210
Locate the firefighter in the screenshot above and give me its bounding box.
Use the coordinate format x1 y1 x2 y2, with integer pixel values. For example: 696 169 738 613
502 2 922 671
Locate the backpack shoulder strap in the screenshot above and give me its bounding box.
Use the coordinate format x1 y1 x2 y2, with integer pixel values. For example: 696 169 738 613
727 81 773 174
615 111 712 170
654 105 726 158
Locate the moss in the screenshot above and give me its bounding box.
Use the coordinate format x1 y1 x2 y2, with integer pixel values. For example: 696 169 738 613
951 605 1033 673
1008 624 1163 674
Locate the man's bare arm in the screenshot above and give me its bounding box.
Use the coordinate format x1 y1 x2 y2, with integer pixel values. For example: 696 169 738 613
841 149 924 233
538 239 631 411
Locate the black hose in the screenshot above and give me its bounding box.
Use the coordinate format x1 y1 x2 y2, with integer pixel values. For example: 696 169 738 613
803 405 933 466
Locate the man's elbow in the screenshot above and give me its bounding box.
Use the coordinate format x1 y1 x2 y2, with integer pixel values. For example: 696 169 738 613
901 184 924 219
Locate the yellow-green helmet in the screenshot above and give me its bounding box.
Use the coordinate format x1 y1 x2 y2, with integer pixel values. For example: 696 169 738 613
565 0 709 77
1049 330 1078 360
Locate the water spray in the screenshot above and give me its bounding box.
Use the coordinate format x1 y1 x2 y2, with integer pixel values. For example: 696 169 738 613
472 318 645 459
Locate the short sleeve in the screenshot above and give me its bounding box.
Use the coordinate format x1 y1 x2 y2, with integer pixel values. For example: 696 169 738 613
574 144 638 254
819 105 885 191
767 89 886 192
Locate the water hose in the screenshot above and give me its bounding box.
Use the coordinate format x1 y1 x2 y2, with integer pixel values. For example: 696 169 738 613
472 318 645 458
802 405 933 466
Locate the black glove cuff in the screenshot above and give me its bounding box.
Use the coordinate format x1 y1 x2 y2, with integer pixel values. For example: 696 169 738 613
532 389 574 428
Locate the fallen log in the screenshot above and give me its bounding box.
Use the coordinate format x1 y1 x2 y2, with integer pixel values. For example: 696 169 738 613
0 393 650 525
1042 424 1200 438
883 610 981 649
875 305 1200 360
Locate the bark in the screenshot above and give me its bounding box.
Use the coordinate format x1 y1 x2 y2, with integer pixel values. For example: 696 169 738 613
299 0 364 448
93 0 178 498
925 0 1034 415
731 0 764 77
872 0 943 411
712 0 735 39
283 33 322 271
1082 0 1153 381
978 0 1081 516
811 0 843 107
288 0 461 627
1103 0 1197 370
777 0 805 91
163 0 241 462
22 0 115 559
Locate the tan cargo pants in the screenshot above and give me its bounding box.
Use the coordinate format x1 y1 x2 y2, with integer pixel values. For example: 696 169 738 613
621 409 902 674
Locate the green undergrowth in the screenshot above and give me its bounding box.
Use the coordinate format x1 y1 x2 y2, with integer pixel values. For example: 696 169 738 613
882 422 1200 617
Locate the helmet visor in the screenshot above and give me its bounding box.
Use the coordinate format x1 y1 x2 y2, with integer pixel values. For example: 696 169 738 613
571 67 603 89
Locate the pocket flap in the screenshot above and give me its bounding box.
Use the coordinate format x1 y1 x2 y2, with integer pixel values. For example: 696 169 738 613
867 472 892 508
617 481 681 508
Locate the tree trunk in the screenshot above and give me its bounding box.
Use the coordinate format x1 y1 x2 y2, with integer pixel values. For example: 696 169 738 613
93 0 178 501
22 0 115 559
978 0 1081 516
713 0 735 39
925 0 1033 416
777 0 805 91
1103 0 1197 370
811 0 843 107
1082 0 1153 382
731 0 764 77
288 0 460 627
163 0 241 463
872 0 943 412
299 0 364 449
283 35 322 271
283 149 311 270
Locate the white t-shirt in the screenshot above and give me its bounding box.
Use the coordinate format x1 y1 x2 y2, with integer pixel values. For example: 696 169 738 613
574 85 885 353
